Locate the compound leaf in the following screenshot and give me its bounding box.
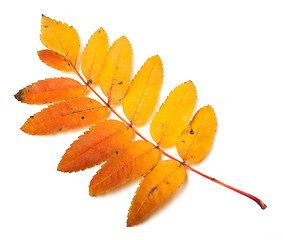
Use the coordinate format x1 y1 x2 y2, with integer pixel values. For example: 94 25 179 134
58 119 134 172
150 81 197 147
122 55 163 125
37 50 74 72
14 78 87 104
89 140 160 196
99 36 132 105
40 15 80 67
21 97 108 135
127 160 186 227
176 105 217 164
81 27 109 84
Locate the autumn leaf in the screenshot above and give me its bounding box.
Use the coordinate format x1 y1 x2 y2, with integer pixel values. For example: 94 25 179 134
150 81 197 147
21 97 108 135
127 160 186 227
15 15 267 228
176 105 217 164
40 15 80 67
89 140 160 196
81 27 109 84
99 36 132 104
14 78 87 104
122 55 164 125
37 50 74 72
58 119 134 172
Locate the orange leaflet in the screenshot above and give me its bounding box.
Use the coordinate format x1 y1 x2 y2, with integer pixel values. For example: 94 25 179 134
58 120 134 172
81 27 109 84
14 78 87 104
40 15 80 67
176 105 217 164
99 36 132 104
37 50 74 72
89 140 160 196
21 97 108 135
127 160 186 227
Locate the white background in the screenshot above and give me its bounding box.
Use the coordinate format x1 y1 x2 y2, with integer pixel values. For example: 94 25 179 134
1 0 283 239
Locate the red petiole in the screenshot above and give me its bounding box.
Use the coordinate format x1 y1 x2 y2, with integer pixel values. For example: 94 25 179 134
71 63 267 210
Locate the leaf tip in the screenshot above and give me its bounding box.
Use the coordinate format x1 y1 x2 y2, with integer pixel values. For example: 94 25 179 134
98 27 105 33
14 89 24 102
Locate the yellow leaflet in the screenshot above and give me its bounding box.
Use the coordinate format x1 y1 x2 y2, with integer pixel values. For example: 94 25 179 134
81 28 109 84
122 55 163 125
176 105 217 164
150 81 197 147
99 36 132 105
40 15 80 67
127 160 186 227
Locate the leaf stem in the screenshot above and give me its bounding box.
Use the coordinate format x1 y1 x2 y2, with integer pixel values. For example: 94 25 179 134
71 64 267 210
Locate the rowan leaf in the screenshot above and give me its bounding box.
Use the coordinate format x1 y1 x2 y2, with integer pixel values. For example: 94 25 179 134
58 119 134 172
122 55 164 125
150 81 197 147
176 105 217 164
89 140 160 196
81 27 109 84
37 50 74 72
40 15 80 67
14 78 87 104
99 36 132 104
127 160 186 227
21 97 108 135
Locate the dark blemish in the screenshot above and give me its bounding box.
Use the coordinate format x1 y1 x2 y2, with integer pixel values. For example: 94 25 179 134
212 178 216 181
81 116 85 120
190 129 194 134
67 62 71 66
14 89 24 102
129 124 133 128
118 81 123 85
55 52 58 54
115 151 119 154
121 167 124 170
156 145 159 149
30 115 34 119
87 79 93 85
182 140 185 143
166 182 170 184
98 30 101 33
116 66 118 69
70 26 73 28
58 128 62 131
44 25 48 28
147 185 158 196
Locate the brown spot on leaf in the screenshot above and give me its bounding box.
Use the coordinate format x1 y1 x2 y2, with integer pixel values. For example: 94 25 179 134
14 89 24 102
147 185 158 196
